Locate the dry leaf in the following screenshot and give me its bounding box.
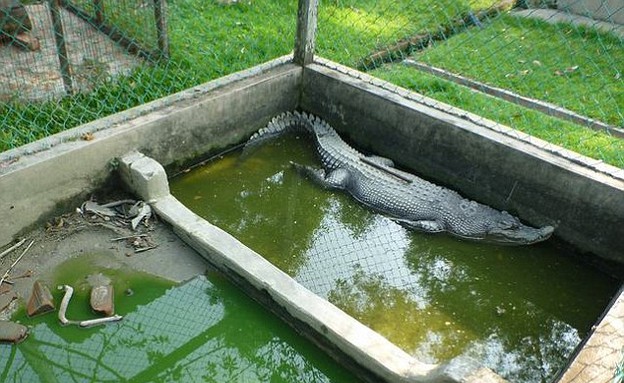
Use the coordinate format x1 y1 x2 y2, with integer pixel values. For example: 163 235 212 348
81 132 95 141
532 60 542 66
565 65 579 73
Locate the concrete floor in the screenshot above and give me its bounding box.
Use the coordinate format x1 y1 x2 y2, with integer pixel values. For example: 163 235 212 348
0 197 208 321
0 3 141 102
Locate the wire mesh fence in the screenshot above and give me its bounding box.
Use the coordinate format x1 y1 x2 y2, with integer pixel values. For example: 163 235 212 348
1 0 622 167
315 0 624 167
0 0 296 150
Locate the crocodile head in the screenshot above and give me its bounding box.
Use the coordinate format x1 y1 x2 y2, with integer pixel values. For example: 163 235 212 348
451 203 554 245
481 212 554 245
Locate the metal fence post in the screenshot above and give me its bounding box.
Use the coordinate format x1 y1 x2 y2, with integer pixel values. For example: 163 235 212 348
294 0 318 66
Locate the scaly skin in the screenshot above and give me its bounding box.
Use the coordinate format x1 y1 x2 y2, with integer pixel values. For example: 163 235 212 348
246 111 554 245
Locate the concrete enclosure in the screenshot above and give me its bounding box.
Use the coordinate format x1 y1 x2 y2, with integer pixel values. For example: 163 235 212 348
2 56 623 267
1 55 623 381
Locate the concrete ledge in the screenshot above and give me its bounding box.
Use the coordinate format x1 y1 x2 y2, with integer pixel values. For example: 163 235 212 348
301 58 624 268
558 288 624 383
558 0 624 26
118 150 508 383
0 56 300 247
513 8 624 39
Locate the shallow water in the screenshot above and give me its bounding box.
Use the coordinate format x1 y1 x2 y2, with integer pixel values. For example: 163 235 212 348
0 254 358 382
170 134 620 383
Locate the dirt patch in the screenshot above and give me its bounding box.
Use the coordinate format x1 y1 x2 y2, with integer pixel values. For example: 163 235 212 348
0 198 208 320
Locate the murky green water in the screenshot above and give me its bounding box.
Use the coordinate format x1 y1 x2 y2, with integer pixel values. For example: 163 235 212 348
0 254 359 382
170 135 620 383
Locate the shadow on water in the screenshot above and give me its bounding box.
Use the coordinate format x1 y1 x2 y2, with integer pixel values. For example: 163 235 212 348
170 134 621 383
0 255 358 383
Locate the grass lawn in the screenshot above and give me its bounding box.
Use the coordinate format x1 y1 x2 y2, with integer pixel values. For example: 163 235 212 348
410 14 624 127
370 63 624 168
1 0 622 169
1 0 299 150
316 0 498 66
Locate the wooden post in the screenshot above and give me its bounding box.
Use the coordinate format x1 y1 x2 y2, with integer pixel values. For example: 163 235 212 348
49 0 73 94
93 0 103 25
293 0 317 66
153 0 169 60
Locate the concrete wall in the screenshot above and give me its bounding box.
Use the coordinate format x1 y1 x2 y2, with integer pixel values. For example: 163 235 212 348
0 56 300 247
558 0 624 25
300 60 624 269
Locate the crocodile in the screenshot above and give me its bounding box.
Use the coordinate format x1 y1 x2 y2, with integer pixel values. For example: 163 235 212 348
245 111 554 245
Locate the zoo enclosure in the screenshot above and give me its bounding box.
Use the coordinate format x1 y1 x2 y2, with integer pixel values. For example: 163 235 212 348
0 0 167 100
1 0 623 167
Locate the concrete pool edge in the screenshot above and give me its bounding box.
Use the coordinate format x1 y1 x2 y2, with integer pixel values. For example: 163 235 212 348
0 54 622 382
0 55 300 247
118 150 507 383
302 58 624 268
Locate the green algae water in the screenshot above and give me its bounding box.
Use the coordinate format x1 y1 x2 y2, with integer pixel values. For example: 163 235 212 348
170 134 620 383
0 254 358 382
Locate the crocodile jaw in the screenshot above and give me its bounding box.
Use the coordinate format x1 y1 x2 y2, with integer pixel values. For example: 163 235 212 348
485 225 555 245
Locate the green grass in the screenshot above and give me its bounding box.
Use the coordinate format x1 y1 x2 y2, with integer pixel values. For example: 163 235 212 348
411 14 624 127
1 0 298 150
316 0 498 66
1 0 622 169
370 63 624 168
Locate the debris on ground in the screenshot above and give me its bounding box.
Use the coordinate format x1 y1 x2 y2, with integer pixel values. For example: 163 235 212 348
58 284 122 328
26 280 54 317
76 198 158 253
87 273 114 316
0 239 33 288
0 240 32 320
0 238 26 260
43 198 159 254
0 289 17 312
0 320 27 343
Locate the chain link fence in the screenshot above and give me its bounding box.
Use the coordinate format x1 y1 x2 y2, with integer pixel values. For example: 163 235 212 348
315 0 623 167
0 0 296 150
1 0 622 167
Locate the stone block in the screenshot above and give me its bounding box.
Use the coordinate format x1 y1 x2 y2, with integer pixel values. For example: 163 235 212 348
0 320 27 343
90 284 114 316
27 280 55 317
118 151 170 202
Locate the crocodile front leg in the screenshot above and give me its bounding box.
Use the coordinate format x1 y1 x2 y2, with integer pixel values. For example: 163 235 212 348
392 218 445 233
290 162 351 190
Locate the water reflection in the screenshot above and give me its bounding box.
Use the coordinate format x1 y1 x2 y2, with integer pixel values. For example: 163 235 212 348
0 276 356 383
170 135 619 383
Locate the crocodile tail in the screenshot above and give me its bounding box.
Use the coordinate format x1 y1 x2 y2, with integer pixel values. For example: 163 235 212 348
242 111 313 157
